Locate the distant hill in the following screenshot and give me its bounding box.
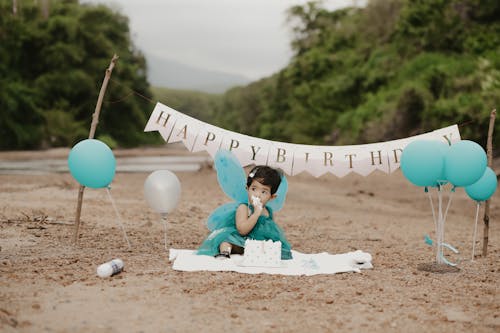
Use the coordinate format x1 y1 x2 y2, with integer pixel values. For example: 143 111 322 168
146 54 251 94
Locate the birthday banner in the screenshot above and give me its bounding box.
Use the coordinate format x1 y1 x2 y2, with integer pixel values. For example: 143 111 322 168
144 102 461 177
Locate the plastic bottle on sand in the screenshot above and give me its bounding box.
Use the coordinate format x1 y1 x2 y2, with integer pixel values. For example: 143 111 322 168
97 258 124 278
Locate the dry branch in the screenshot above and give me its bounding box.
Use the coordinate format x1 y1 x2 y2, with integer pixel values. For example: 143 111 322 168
482 109 496 257
73 54 119 244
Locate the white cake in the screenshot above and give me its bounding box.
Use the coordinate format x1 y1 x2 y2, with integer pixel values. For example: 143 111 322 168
240 239 282 267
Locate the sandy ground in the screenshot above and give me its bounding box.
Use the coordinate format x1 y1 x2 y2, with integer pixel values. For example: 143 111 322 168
0 147 498 333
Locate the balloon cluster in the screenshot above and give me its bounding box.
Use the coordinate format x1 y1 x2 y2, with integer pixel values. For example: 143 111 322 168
68 139 116 188
401 140 497 202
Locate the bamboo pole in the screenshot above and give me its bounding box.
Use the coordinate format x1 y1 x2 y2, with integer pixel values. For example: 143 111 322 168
482 109 496 257
73 54 119 244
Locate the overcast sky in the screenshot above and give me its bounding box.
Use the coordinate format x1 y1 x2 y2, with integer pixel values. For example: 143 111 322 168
83 0 364 80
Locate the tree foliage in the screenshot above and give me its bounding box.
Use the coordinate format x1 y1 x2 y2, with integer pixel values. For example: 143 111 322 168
2 0 499 150
0 0 157 149
211 0 500 149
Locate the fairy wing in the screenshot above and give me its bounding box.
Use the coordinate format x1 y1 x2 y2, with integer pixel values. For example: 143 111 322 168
214 149 288 211
266 174 288 212
206 202 239 231
214 149 248 203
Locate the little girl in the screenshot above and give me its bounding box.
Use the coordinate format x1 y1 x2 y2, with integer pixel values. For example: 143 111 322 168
197 165 293 260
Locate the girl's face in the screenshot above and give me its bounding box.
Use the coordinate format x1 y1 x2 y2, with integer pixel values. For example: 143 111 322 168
247 179 275 206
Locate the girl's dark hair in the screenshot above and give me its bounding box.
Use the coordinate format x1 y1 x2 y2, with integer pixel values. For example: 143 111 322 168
246 166 282 194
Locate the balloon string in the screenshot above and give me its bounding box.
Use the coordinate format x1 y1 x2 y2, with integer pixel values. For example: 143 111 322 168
424 236 459 266
440 253 458 267
106 188 131 250
427 189 438 234
161 213 168 252
437 187 444 264
440 185 454 265
443 187 454 222
472 202 480 261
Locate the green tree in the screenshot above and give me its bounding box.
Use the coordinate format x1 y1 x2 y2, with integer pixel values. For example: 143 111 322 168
0 0 158 149
213 0 499 149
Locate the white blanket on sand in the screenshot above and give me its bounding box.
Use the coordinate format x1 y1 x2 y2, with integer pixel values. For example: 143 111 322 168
169 249 373 276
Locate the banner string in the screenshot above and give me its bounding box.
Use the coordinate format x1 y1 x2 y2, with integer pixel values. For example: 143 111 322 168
106 91 135 104
107 78 155 104
457 120 474 128
103 78 477 130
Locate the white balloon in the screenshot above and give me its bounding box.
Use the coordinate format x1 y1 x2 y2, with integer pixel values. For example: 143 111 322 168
144 170 181 214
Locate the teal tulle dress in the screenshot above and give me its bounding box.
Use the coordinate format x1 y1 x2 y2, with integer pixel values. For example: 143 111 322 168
196 150 293 260
197 203 292 259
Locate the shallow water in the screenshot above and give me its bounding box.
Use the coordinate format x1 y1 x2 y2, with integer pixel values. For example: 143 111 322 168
0 155 211 174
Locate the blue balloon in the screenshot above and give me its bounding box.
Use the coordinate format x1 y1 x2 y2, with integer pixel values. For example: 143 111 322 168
444 140 487 187
68 139 116 188
400 140 445 187
465 167 498 202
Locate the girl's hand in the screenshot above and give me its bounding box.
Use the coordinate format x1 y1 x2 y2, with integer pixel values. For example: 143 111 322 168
254 203 263 215
251 196 263 215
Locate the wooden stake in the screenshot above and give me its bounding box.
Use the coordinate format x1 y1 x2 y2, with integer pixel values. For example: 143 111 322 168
73 54 119 244
482 109 496 257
